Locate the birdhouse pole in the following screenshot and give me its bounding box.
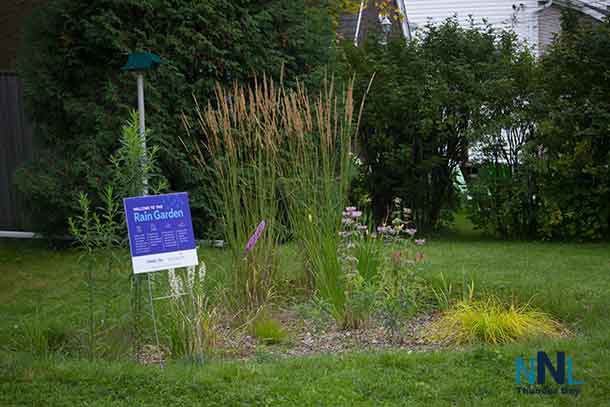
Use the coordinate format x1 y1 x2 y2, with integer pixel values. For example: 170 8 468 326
121 52 164 367
121 51 162 196
136 73 148 194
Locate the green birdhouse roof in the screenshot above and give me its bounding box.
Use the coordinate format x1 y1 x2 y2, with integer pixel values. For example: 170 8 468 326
121 52 162 71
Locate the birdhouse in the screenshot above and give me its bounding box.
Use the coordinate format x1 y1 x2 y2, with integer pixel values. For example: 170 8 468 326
121 52 162 72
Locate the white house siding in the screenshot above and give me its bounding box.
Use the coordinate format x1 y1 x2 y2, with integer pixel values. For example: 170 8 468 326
538 3 605 54
401 0 541 54
538 4 562 54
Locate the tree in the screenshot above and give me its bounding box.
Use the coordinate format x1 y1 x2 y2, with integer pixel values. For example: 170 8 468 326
16 0 334 235
346 19 512 230
534 13 610 240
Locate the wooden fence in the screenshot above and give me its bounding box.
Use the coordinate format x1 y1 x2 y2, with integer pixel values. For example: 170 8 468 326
0 72 34 231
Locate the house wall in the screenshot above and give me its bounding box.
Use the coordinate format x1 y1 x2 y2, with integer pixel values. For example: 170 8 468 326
402 0 541 52
538 3 601 54
337 0 404 46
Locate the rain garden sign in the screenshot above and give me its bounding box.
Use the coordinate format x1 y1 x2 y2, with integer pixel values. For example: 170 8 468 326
124 192 198 274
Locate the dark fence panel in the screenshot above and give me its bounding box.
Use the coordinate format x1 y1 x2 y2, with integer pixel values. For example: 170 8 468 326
0 72 34 230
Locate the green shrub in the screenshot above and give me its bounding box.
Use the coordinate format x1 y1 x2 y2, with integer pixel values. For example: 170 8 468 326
16 0 334 236
346 20 528 230
534 16 610 240
251 317 288 345
426 297 563 345
467 13 610 241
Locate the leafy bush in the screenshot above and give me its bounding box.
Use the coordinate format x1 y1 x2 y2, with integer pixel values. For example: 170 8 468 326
467 13 610 241
346 19 522 230
533 14 610 240
426 297 563 345
16 0 334 236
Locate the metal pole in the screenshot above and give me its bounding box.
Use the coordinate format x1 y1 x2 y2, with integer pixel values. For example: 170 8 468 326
147 272 163 368
138 73 161 367
137 73 148 195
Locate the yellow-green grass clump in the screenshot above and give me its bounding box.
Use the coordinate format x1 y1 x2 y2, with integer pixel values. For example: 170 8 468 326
251 317 289 345
426 297 564 345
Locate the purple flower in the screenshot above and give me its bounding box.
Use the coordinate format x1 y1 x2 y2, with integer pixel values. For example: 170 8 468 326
349 211 363 218
345 206 357 212
244 220 266 256
415 239 426 246
406 228 417 237
338 231 353 238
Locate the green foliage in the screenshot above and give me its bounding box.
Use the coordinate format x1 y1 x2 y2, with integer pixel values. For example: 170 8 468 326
10 308 74 358
162 264 218 360
66 113 168 359
16 0 335 236
467 14 610 241
430 273 475 311
346 19 513 230
426 297 563 345
466 166 539 239
110 111 168 198
336 203 428 332
533 16 610 240
192 78 359 313
251 316 288 345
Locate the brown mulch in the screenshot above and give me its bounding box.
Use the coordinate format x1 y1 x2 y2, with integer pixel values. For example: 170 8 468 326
136 311 441 365
215 311 441 360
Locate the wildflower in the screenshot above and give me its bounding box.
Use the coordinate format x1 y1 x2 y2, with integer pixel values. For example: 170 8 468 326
415 252 425 262
244 220 266 256
349 210 363 218
415 239 426 246
338 231 352 238
345 206 357 212
198 261 207 284
377 225 389 234
342 217 354 225
168 268 182 297
187 265 196 290
403 208 412 215
357 224 368 231
406 228 417 237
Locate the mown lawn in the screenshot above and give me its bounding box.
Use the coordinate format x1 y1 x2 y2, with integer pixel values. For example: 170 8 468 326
1 234 609 406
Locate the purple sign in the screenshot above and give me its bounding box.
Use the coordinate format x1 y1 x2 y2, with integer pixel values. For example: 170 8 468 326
124 192 198 274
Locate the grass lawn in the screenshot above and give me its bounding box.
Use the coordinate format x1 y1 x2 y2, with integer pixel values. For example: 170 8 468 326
1 231 609 406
